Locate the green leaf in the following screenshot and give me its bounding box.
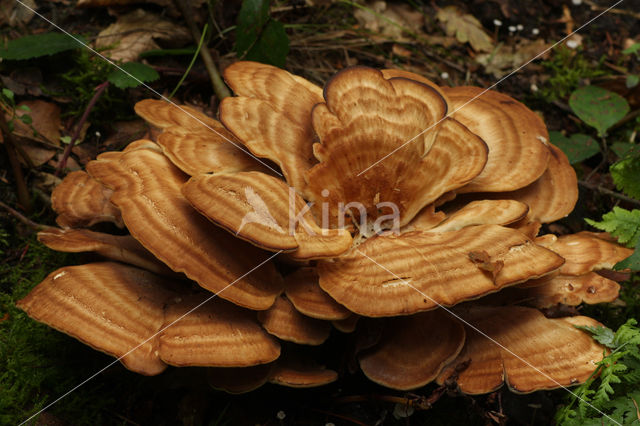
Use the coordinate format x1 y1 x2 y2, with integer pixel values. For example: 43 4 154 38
569 86 630 137
19 114 32 124
2 88 14 102
235 0 271 58
244 20 289 67
615 242 640 270
18 105 31 112
0 33 84 60
107 62 159 89
576 325 616 348
585 206 640 247
235 0 289 67
622 42 640 55
610 142 640 158
550 131 600 164
610 156 640 199
60 136 72 145
626 74 639 89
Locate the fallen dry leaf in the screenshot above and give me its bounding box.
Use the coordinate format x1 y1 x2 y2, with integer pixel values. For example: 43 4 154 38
476 38 550 78
436 5 493 53
0 0 36 26
95 9 190 62
13 100 62 146
353 1 425 43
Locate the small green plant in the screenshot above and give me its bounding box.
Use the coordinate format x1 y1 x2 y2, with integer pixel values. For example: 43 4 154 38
555 320 640 425
0 88 33 133
539 47 605 102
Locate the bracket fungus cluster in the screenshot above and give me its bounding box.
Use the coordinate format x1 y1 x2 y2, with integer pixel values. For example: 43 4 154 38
18 62 637 395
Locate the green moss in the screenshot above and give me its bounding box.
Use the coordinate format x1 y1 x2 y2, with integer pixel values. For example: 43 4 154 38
539 46 605 101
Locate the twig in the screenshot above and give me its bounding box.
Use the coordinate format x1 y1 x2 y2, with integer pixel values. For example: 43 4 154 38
578 180 640 207
0 200 51 230
582 0 640 19
55 81 109 177
0 117 32 214
174 0 231 100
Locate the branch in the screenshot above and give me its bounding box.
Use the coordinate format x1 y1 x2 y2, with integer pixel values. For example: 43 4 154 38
0 200 51 231
579 180 640 207
0 117 32 214
55 81 109 177
173 0 231 100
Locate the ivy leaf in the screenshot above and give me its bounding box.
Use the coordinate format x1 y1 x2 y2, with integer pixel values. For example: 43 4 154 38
585 206 640 247
569 86 630 137
107 62 159 89
235 0 288 67
550 131 600 164
610 156 640 199
0 33 84 60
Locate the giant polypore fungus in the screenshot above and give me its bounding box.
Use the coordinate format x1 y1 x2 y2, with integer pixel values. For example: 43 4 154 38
18 62 635 395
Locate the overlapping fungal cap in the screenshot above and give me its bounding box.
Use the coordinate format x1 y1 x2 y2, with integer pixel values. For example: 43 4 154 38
16 62 636 397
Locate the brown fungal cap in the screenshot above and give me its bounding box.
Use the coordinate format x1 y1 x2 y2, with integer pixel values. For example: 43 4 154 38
269 358 338 388
17 262 174 375
437 306 604 394
221 61 323 193
51 170 123 229
157 125 269 176
284 267 351 320
359 310 465 390
160 294 281 367
207 364 274 394
183 171 352 260
134 99 222 132
549 231 634 275
319 225 564 317
443 86 550 193
257 295 332 345
37 228 176 276
428 199 529 233
86 147 283 310
519 272 620 308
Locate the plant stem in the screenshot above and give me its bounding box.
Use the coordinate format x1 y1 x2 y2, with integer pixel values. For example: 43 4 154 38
55 81 109 177
0 118 32 214
169 23 209 99
578 180 640 207
174 0 231 100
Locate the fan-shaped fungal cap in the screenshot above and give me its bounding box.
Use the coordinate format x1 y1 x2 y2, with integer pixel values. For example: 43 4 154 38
284 267 351 320
51 170 123 229
221 61 323 193
269 358 338 388
207 364 274 394
157 125 269 176
443 86 550 193
257 295 332 345
86 147 283 310
332 314 360 333
359 309 465 390
160 294 281 367
427 199 529 233
17 262 174 375
519 272 620 308
182 171 352 259
134 99 222 132
37 228 176 276
549 232 634 275
436 306 604 394
306 67 487 228
318 225 564 317
497 144 578 223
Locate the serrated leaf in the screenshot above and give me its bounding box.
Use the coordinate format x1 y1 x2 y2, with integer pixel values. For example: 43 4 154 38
586 206 640 247
436 6 493 52
577 325 617 348
244 20 289 67
550 131 600 164
107 62 159 89
610 157 640 199
610 142 640 159
235 0 270 57
0 33 84 60
569 86 630 137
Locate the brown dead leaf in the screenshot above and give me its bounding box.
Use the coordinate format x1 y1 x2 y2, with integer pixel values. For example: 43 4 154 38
9 100 62 146
0 0 36 26
468 250 504 283
476 38 550 78
95 9 190 62
18 141 57 167
436 5 493 53
353 1 425 43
